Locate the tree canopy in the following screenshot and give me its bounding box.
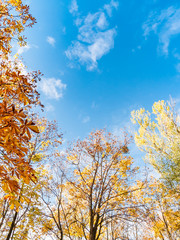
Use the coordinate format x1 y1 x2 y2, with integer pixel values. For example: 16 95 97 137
131 100 180 192
0 0 42 194
0 0 179 239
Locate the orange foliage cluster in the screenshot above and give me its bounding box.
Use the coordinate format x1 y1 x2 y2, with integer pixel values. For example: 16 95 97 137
0 0 35 55
0 0 42 194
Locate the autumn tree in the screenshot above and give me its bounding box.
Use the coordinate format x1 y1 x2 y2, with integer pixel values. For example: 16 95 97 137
43 130 146 240
0 118 62 240
131 101 180 239
131 100 180 194
137 177 180 240
39 167 66 240
0 0 35 55
0 0 43 194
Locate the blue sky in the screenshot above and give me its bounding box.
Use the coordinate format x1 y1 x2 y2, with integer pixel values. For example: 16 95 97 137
17 0 180 152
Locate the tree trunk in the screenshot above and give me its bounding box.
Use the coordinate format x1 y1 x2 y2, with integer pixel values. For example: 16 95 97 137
6 211 18 240
89 229 96 240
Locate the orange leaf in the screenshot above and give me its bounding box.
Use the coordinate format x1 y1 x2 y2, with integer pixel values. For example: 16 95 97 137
28 125 39 133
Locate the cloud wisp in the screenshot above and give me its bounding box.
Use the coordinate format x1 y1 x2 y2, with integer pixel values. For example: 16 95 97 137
47 36 56 47
16 44 31 55
39 78 66 100
104 0 119 17
82 116 90 123
69 0 78 14
66 0 119 71
143 6 180 56
45 103 55 112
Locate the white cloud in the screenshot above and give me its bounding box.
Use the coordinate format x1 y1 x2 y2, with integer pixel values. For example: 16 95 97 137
17 44 31 55
104 0 119 17
69 0 78 14
143 6 180 55
39 78 66 100
97 12 108 29
66 0 119 71
77 12 109 43
82 116 90 123
62 27 66 34
66 29 116 70
47 36 56 47
45 103 55 112
75 17 83 26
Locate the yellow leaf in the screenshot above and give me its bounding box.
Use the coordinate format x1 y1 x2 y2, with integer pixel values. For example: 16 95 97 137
10 203 14 210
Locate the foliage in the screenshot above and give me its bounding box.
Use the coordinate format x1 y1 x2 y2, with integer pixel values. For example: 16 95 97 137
138 177 180 240
0 1 179 239
131 100 180 192
0 0 42 194
0 119 62 240
0 0 36 55
40 129 147 240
